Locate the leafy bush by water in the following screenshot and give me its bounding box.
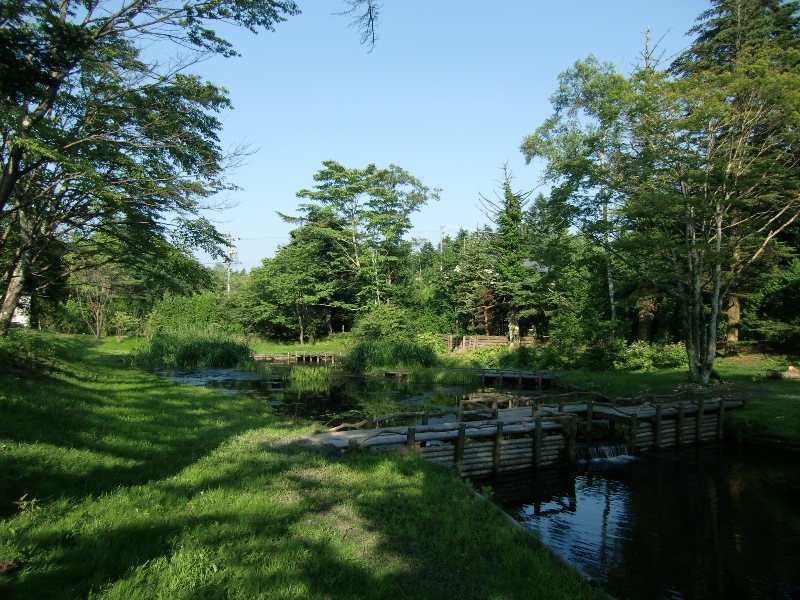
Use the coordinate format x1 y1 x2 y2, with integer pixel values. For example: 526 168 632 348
131 331 251 370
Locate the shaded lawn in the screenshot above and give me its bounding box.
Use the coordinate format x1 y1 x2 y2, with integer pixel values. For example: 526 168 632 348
0 333 599 599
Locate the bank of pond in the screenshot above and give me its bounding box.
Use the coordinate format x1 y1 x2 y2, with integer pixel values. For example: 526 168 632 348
191 364 799 600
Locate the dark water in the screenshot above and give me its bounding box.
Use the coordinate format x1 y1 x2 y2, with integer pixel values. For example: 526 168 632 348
485 445 800 600
173 366 481 426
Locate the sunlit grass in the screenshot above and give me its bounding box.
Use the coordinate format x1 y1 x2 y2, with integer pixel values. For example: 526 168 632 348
0 331 600 600
559 353 800 437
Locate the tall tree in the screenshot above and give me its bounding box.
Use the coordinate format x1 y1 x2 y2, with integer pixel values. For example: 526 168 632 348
0 0 307 333
479 168 536 342
291 160 438 307
0 1 385 334
521 57 629 341
672 0 800 342
523 3 800 384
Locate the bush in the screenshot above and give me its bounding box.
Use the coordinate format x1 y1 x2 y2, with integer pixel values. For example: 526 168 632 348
146 292 237 337
351 304 419 341
613 341 688 371
131 331 251 370
343 339 437 372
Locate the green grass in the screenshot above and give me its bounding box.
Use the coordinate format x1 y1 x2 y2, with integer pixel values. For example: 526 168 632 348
0 331 600 599
559 352 800 438
249 335 350 355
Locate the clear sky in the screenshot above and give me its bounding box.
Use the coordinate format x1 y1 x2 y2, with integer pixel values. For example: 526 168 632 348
198 0 707 271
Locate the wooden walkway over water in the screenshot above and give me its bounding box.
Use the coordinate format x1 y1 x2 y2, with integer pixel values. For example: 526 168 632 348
304 392 747 477
252 352 343 364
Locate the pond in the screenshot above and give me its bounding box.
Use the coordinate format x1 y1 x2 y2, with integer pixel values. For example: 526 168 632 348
173 367 800 599
481 444 800 600
170 365 483 425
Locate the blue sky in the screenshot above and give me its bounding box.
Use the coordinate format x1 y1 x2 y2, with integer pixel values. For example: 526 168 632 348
199 1 707 270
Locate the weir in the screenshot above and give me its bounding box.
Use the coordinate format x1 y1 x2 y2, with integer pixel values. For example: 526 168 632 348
304 387 747 475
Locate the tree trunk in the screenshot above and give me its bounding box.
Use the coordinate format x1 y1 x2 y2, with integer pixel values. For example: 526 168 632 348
507 306 520 345
0 251 30 334
726 296 740 342
636 296 657 342
325 306 333 337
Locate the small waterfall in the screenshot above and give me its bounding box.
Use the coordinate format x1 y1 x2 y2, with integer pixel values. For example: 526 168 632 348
576 442 631 461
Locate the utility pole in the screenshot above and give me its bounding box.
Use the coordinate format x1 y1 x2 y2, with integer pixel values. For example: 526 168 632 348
225 233 237 298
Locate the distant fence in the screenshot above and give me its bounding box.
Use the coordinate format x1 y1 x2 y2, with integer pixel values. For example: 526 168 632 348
443 335 534 352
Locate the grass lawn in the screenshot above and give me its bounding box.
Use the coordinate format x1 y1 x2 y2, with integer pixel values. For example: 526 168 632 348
0 332 600 599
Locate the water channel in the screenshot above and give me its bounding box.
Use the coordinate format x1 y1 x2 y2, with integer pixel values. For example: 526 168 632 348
177 367 800 599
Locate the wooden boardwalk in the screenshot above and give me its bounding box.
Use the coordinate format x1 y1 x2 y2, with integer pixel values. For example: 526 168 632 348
252 352 342 364
303 392 747 477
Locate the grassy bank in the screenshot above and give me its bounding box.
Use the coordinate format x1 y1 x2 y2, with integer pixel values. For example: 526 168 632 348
559 352 800 440
0 332 600 599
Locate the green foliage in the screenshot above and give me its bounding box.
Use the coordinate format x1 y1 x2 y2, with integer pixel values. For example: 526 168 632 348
351 303 420 341
343 339 437 372
146 292 234 337
110 311 138 341
405 367 480 386
745 258 800 348
0 328 56 371
287 366 334 392
131 331 251 370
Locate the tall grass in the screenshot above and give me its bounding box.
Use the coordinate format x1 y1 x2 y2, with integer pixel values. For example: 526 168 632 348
343 339 437 373
405 367 480 386
130 330 252 370
288 366 333 392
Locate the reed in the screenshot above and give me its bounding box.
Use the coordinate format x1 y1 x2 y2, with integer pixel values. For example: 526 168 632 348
288 365 333 392
130 330 252 370
343 339 437 372
406 367 480 386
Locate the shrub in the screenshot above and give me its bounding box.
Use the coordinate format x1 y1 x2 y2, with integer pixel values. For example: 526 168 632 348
612 341 688 371
351 304 419 341
146 292 230 337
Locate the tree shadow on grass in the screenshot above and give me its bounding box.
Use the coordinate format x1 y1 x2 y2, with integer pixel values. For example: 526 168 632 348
1 439 598 600
0 354 276 518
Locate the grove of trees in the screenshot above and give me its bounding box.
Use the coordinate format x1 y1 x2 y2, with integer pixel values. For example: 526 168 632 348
3 0 798 384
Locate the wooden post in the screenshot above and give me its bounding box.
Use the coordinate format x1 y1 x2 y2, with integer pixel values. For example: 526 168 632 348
366 418 375 429
586 401 594 443
630 414 639 451
456 423 466 468
534 417 543 468
531 401 539 418
406 427 416 451
493 422 504 473
558 402 564 413
566 417 577 464
654 404 663 450
422 411 429 426
677 403 685 447
348 438 358 453
457 401 464 423
695 399 704 444
716 399 725 441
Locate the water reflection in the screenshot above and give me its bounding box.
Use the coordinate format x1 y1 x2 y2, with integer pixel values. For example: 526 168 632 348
489 446 800 600
175 366 479 426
